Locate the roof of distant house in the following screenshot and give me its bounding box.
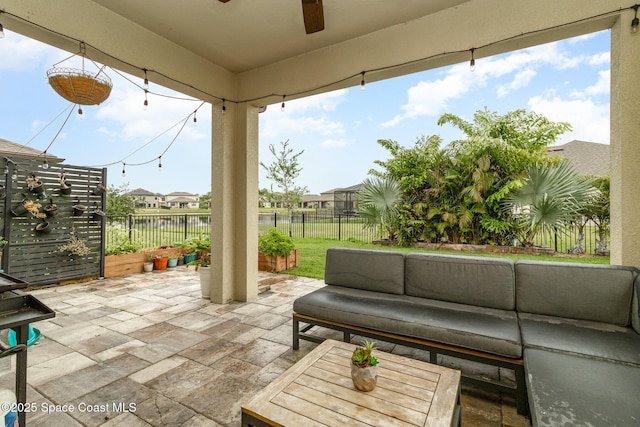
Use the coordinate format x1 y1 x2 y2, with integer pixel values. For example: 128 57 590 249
0 137 64 163
547 140 609 176
165 191 197 197
128 188 163 197
320 183 363 195
167 197 198 203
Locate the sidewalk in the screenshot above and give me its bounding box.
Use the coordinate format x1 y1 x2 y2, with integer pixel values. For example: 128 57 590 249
0 269 529 426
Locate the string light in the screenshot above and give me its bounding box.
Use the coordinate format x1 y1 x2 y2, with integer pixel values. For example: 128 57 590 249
158 157 162 172
143 90 148 110
143 68 149 90
42 159 49 170
0 23 4 40
121 163 126 177
77 105 84 119
360 72 366 90
222 99 226 114
193 110 197 125
632 5 639 33
281 95 286 112
470 48 476 72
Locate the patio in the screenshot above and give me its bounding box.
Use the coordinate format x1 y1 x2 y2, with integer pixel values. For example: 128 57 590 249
0 269 529 426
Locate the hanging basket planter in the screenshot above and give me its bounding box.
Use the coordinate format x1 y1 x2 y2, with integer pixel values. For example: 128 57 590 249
47 68 113 105
46 43 113 106
35 221 53 234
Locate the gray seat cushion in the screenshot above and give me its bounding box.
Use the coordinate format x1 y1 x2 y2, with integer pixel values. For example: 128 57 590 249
524 348 640 427
324 247 405 294
519 313 640 366
516 261 635 325
294 286 522 358
405 253 515 310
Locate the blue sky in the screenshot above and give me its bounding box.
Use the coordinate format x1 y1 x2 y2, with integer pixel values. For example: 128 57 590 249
0 29 609 196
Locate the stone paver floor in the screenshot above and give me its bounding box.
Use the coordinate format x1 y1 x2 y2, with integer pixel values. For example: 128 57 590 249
0 269 531 426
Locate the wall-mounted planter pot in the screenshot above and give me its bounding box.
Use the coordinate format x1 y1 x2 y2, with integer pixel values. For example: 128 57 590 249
11 203 28 217
92 184 107 196
91 209 105 220
28 181 44 194
0 185 5 198
59 186 72 195
35 221 52 234
73 204 88 216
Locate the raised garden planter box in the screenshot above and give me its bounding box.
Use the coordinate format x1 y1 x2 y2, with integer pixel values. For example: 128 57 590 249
258 249 298 272
104 247 187 278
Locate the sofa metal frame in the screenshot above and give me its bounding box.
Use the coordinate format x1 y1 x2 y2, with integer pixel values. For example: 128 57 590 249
293 312 528 415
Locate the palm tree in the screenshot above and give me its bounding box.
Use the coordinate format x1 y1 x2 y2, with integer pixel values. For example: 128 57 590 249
503 161 594 247
357 177 402 239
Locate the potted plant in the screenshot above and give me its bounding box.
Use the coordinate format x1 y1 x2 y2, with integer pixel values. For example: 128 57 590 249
56 229 90 258
351 339 380 392
153 252 169 270
25 174 44 194
258 227 298 272
184 234 212 297
167 254 179 268
59 172 72 195
144 252 154 272
92 183 107 196
73 200 88 216
43 198 58 217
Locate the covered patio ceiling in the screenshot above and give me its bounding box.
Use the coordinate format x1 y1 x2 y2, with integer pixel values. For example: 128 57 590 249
0 1 625 106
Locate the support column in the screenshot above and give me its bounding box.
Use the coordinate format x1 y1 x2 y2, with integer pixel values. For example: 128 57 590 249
209 101 259 303
610 10 640 266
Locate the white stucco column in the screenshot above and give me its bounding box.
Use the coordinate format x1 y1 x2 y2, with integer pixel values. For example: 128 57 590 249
610 10 640 267
209 101 259 303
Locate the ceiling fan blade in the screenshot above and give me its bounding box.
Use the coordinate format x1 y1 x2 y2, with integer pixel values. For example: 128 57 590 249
302 0 324 34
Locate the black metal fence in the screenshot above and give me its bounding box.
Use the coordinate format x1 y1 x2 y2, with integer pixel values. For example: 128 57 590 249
106 212 609 255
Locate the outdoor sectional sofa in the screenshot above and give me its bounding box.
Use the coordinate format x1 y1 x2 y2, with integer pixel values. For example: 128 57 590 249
292 247 640 426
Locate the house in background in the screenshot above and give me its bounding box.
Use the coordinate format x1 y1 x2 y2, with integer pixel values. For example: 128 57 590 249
165 192 199 209
547 140 609 176
128 188 165 209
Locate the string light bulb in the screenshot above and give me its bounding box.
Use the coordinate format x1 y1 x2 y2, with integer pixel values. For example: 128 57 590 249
470 48 476 72
0 22 5 39
222 99 226 114
158 157 162 172
360 72 366 90
77 106 84 120
10 172 17 181
143 91 148 110
42 159 49 170
281 95 286 112
143 69 149 90
121 163 126 177
632 5 639 33
193 110 197 125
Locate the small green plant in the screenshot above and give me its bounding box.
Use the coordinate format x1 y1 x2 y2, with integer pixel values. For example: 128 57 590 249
105 232 143 256
56 229 90 257
258 227 295 257
184 234 212 270
0 237 8 250
351 339 379 367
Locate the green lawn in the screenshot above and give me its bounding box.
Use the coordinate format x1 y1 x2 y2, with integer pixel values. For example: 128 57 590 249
284 238 610 280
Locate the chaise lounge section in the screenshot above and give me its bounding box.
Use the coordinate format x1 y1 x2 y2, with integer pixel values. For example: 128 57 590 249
292 247 640 425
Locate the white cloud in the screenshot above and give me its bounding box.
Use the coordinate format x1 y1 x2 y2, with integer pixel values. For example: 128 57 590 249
321 139 348 148
497 69 537 98
0 31 57 70
528 95 609 144
382 41 591 127
588 52 610 66
260 89 347 139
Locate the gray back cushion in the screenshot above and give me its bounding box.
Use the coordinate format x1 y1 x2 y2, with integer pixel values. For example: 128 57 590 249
405 253 515 310
324 248 405 294
516 261 635 326
632 276 640 334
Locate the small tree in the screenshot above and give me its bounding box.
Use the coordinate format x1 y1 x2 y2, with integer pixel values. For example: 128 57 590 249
260 140 308 235
198 191 211 209
358 177 402 240
106 184 136 218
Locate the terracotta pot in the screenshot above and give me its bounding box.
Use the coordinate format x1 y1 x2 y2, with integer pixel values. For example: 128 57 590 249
351 363 378 392
153 257 168 270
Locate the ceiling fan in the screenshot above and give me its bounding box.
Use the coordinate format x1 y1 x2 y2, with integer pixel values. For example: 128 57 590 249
218 0 325 34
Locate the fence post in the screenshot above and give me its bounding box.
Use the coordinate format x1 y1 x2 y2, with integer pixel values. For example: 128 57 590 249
128 214 133 242
184 214 188 239
302 212 305 238
338 214 341 241
554 228 558 252
274 212 277 228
